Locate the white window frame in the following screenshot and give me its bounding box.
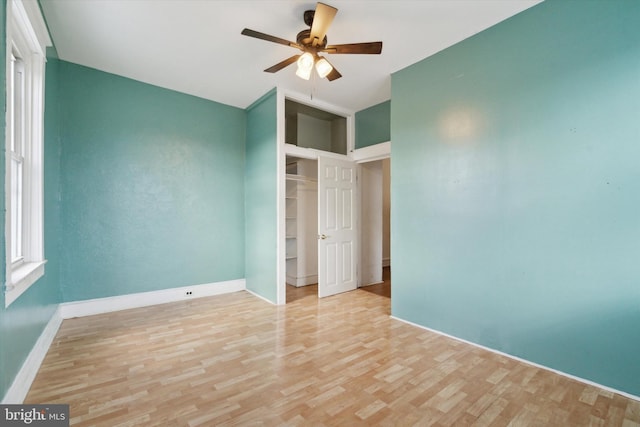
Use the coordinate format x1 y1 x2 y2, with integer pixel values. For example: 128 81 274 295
4 0 51 307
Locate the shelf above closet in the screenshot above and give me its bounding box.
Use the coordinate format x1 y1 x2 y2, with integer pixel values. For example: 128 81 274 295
286 173 317 182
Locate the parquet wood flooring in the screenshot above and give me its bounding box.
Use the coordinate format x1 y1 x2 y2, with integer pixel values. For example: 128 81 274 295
360 267 391 299
286 283 318 303
27 286 639 426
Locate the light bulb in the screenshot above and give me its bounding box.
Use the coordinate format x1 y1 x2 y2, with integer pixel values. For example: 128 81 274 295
315 57 333 78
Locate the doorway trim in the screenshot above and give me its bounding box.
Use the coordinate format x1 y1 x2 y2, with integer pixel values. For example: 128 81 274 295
352 141 391 163
353 142 391 290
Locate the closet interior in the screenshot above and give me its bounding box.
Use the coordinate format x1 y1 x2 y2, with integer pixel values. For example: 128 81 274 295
285 158 318 287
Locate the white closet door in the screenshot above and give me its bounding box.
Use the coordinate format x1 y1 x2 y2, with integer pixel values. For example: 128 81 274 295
318 156 357 298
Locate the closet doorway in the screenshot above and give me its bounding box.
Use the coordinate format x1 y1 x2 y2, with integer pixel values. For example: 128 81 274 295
285 155 391 303
282 94 356 303
279 92 390 304
285 157 318 293
358 157 391 299
284 154 359 301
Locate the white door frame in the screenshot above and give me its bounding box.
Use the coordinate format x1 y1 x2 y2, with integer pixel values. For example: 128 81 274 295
354 144 391 289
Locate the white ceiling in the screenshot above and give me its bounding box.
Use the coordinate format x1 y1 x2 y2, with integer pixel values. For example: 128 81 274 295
40 0 542 112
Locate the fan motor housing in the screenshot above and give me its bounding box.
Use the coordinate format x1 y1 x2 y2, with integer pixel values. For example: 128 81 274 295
303 10 315 26
296 29 327 49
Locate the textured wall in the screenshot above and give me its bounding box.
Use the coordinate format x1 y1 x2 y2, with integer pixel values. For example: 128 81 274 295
58 61 246 302
391 0 640 396
355 100 390 149
244 90 278 303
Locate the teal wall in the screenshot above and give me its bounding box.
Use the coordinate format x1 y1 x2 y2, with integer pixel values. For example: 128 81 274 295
244 90 278 303
57 61 246 301
391 0 640 396
0 9 62 398
355 100 390 149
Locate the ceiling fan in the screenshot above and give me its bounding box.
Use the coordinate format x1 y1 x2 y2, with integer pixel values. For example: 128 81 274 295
241 2 383 82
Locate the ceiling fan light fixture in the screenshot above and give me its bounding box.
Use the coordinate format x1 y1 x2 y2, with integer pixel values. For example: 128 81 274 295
296 52 314 80
241 2 383 82
296 65 312 80
297 52 314 71
315 57 333 78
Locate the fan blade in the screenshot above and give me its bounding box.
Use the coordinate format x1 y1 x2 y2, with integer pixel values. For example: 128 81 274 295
310 2 337 46
323 42 383 55
264 55 300 73
326 66 342 81
241 28 300 49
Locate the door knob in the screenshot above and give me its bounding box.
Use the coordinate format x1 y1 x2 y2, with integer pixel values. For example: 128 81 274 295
318 234 329 240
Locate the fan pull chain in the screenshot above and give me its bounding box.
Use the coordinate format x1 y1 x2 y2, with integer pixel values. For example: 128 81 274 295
310 70 317 100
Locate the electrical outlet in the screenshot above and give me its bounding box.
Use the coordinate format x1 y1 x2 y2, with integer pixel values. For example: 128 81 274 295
186 291 193 296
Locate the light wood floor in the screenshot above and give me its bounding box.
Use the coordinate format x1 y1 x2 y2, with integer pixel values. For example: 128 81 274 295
27 283 639 426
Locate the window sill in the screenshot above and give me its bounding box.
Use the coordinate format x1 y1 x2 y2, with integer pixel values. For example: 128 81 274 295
4 260 47 307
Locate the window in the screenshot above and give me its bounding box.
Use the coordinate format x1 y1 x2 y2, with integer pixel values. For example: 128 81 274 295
4 0 51 307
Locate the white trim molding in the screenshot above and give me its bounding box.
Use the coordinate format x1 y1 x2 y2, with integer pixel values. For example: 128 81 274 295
60 279 246 319
4 261 46 306
14 0 52 51
4 0 52 308
391 315 640 403
286 274 318 287
2 306 63 404
276 88 286 305
352 141 391 163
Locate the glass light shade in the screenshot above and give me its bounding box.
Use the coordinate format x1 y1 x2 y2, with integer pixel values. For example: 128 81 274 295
297 52 314 71
315 57 333 78
296 52 314 80
296 66 312 80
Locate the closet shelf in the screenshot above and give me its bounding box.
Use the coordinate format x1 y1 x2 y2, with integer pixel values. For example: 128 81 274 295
286 174 317 183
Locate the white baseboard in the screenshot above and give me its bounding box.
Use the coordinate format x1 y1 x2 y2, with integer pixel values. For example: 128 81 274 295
390 315 640 403
245 288 276 305
359 280 383 287
286 274 318 287
382 258 391 268
2 306 63 404
60 279 246 319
